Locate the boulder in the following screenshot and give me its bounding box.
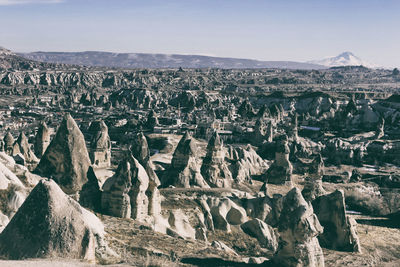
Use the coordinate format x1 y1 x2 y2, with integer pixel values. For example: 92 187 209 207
208 197 247 232
241 219 279 252
312 190 361 252
35 113 91 194
0 179 115 262
274 187 325 267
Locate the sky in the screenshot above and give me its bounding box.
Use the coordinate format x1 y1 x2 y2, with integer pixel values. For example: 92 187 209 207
0 0 399 67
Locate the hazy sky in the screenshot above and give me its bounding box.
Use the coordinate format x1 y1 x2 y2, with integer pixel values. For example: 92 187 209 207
0 0 399 67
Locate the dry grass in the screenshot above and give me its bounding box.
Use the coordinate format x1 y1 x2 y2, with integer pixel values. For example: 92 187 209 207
208 226 272 258
344 188 389 216
99 214 243 266
324 214 400 267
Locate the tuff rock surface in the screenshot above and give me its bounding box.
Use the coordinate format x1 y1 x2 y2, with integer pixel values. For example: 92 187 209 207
34 113 91 194
274 187 325 267
0 179 115 262
201 131 233 188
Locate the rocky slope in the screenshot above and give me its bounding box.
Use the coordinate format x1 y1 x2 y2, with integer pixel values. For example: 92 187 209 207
0 47 69 71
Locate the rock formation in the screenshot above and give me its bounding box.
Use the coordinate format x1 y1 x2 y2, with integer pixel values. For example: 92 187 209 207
266 121 274 142
13 132 39 165
211 240 238 256
0 159 25 190
375 116 384 139
312 190 361 252
201 131 233 188
208 197 247 232
274 187 325 267
227 145 268 183
0 212 9 233
130 132 160 186
146 179 161 218
34 113 91 194
197 197 214 231
34 121 50 157
79 166 102 212
241 218 279 252
238 99 255 119
89 120 111 168
164 132 209 188
0 158 27 224
167 209 196 239
302 154 326 202
349 169 362 183
253 118 267 145
102 152 159 222
288 113 299 142
0 151 42 187
0 179 115 262
265 135 293 185
3 132 14 156
146 110 159 130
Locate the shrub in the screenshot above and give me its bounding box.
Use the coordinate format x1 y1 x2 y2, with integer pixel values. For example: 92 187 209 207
344 188 389 216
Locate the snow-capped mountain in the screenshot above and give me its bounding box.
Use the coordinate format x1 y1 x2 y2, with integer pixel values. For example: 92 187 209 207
308 52 376 68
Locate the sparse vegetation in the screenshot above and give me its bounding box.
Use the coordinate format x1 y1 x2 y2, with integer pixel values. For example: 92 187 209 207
344 188 389 216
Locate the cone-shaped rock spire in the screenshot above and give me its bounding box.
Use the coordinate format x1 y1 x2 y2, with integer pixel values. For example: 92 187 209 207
35 113 91 194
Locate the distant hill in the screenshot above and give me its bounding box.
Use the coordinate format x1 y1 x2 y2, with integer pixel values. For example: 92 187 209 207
0 46 71 71
308 52 377 68
19 51 326 70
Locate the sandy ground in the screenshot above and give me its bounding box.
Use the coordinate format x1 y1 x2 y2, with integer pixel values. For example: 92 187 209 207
0 259 128 267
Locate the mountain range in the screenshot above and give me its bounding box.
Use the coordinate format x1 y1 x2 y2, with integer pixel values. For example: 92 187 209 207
0 46 378 70
19 51 326 70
